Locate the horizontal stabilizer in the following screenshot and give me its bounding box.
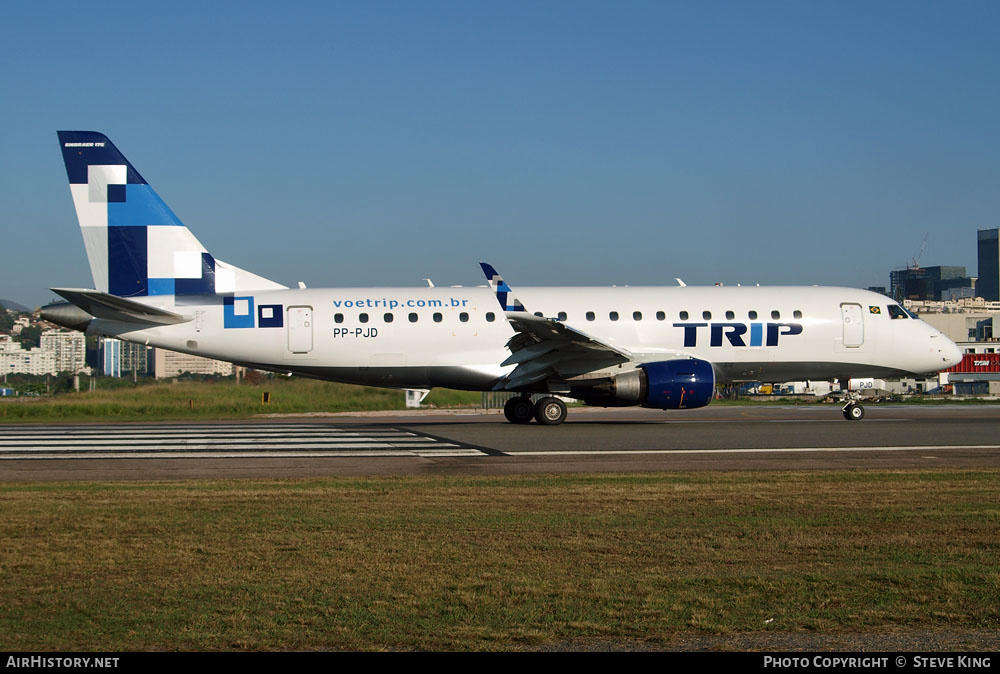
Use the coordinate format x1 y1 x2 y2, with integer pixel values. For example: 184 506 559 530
50 288 191 325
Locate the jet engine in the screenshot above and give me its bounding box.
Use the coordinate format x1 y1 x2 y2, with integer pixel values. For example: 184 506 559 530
572 359 716 410
40 302 94 332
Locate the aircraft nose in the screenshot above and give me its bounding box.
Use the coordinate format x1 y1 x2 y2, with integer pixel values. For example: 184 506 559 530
929 330 963 370
942 338 963 369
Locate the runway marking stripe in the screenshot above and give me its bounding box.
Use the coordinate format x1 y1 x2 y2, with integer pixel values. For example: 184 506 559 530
4 450 486 460
0 437 443 447
0 439 462 454
513 445 1000 456
4 428 416 438
0 425 485 459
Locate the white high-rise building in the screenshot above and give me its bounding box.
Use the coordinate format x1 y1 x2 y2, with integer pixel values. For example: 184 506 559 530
1 335 56 375
0 331 89 376
153 348 234 378
40 330 87 374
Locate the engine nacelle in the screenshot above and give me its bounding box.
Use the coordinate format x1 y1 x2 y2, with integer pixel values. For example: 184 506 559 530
640 359 715 409
573 359 716 410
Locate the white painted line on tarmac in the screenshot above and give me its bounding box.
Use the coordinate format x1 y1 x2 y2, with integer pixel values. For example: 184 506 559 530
512 445 1000 456
0 425 486 459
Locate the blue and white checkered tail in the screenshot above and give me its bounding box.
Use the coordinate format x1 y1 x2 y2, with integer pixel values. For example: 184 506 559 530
479 262 526 312
57 131 284 298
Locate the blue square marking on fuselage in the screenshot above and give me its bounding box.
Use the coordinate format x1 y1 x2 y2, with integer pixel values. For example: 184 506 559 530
258 304 283 328
224 296 255 329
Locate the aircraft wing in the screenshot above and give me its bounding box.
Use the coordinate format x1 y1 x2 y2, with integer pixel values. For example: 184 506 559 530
480 262 636 391
50 288 192 325
497 310 632 390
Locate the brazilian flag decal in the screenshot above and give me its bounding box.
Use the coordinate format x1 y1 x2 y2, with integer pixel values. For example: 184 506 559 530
869 306 882 314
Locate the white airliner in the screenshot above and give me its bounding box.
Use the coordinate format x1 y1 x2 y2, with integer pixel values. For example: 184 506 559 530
43 131 962 425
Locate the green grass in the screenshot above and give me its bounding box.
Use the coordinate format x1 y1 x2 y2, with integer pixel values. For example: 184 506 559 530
3 376 990 424
0 470 997 650
0 378 482 423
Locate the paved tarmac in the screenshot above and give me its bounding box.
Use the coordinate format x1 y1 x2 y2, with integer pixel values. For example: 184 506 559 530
2 404 999 481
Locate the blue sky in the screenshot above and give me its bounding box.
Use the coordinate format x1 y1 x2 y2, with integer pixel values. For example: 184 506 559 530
2 1 998 308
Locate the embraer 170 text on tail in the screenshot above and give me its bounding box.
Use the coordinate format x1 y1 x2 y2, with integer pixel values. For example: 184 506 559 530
44 131 962 424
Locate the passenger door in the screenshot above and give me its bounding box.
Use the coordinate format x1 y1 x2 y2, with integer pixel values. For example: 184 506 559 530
841 303 864 347
287 306 314 354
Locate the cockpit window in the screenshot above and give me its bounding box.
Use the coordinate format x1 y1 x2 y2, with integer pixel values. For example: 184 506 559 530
887 304 908 319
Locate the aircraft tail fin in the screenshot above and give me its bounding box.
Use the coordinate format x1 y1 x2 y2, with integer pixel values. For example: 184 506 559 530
57 131 285 298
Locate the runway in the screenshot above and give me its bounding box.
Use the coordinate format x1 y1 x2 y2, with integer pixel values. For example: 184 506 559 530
1 404 999 481
0 423 488 459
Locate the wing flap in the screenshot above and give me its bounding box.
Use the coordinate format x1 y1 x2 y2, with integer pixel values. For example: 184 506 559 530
505 312 634 358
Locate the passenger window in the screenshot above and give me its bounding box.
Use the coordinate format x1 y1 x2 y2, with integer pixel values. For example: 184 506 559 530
433 312 443 323
334 313 344 324
656 311 665 321
557 311 567 321
534 312 543 318
586 311 595 321
486 312 495 322
633 311 642 321
460 312 469 322
725 310 735 320
793 310 802 319
384 313 394 323
609 311 619 321
359 313 369 323
680 311 689 320
702 311 712 320
748 311 758 320
771 310 780 319
408 313 418 323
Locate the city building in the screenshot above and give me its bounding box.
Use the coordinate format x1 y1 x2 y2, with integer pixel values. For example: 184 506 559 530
123 341 150 375
153 348 233 378
100 338 155 378
905 297 1000 342
40 330 88 374
1 334 56 376
101 338 121 377
977 228 999 301
0 330 88 376
889 266 976 302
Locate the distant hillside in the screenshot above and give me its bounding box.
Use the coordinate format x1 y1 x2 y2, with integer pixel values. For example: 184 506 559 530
0 299 30 313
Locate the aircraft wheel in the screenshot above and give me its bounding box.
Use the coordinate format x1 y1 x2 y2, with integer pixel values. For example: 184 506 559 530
504 397 535 424
534 397 567 425
843 403 865 421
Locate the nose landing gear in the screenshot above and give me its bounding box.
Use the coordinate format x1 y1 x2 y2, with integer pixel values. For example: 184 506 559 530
842 391 865 421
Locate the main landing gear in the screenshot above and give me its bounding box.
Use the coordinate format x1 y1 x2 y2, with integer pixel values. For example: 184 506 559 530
503 396 568 425
842 390 865 421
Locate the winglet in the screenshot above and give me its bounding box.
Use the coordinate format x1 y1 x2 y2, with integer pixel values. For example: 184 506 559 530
479 262 526 312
